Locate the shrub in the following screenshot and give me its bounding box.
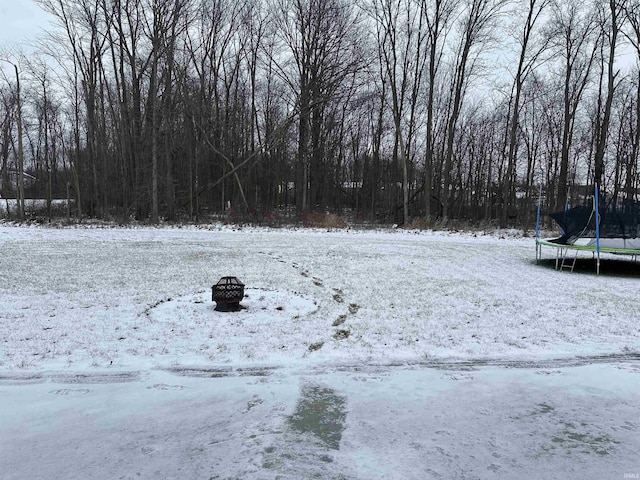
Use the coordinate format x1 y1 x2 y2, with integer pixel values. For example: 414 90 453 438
301 213 347 229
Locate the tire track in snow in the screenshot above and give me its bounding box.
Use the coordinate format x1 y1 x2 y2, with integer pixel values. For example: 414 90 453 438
1 352 638 385
166 352 640 379
0 370 142 385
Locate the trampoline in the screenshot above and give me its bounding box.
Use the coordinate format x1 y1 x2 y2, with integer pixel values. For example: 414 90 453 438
535 189 640 274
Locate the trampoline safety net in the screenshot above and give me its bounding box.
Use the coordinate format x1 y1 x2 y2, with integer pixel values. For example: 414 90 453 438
549 200 640 245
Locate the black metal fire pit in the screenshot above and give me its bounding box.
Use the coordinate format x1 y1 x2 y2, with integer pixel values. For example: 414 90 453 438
212 276 245 312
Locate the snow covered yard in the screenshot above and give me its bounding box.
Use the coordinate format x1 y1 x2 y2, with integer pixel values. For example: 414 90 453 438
0 224 639 371
1 224 639 480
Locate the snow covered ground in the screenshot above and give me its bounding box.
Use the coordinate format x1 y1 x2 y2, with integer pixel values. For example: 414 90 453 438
1 224 639 479
1 224 639 371
2 362 639 480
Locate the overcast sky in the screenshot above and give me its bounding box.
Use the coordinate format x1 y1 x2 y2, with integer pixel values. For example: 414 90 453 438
0 0 636 78
0 0 52 50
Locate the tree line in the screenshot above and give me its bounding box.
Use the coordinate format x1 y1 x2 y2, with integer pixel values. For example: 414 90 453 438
0 0 639 227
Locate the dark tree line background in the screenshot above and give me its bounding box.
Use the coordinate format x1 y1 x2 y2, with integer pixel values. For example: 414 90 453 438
1 0 639 228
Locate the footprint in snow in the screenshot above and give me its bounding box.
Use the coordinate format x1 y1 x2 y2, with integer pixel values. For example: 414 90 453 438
49 388 91 396
445 372 474 381
147 383 188 391
535 370 564 376
333 315 347 326
141 446 157 455
333 329 350 340
245 395 264 412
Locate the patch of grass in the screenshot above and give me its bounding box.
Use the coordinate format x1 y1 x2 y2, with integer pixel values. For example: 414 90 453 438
301 213 347 229
408 218 431 230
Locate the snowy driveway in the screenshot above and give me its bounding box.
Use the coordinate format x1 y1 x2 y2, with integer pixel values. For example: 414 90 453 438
1 225 639 478
1 361 639 479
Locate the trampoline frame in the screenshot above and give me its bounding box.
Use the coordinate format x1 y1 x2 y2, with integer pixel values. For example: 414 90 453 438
536 237 640 273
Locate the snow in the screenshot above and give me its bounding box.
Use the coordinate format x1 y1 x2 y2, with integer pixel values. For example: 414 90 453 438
1 363 639 479
0 224 638 370
1 224 639 478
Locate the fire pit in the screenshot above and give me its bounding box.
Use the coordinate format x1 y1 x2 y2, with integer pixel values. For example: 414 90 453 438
212 276 245 312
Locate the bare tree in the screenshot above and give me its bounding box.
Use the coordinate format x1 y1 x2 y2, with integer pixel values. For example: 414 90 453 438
25 56 57 220
36 0 111 217
500 0 551 226
274 0 363 212
592 0 624 191
0 57 26 220
142 0 188 223
0 87 12 215
421 0 456 222
369 0 428 225
11 0 628 225
442 0 508 221
547 0 599 212
622 0 640 200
